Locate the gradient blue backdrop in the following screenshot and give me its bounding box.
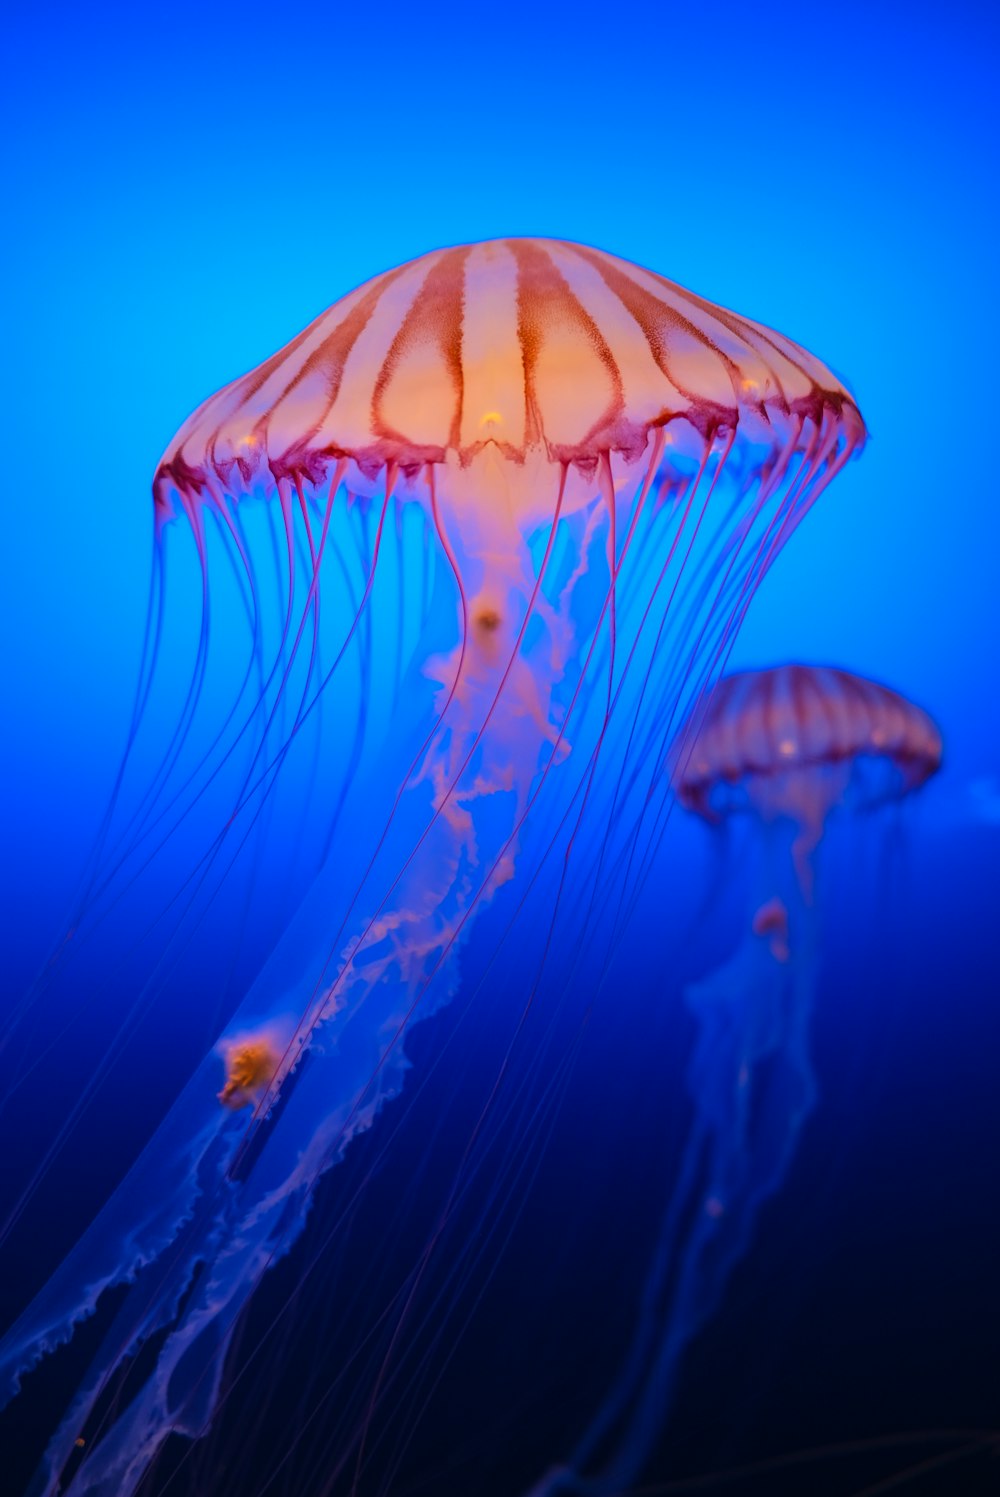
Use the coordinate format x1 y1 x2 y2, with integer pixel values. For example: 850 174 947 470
1 0 998 1490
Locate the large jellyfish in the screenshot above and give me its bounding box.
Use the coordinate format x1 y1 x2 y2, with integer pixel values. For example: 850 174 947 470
1 243 866 1497
533 663 942 1495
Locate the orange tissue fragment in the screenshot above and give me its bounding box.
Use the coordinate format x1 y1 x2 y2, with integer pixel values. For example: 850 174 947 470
217 1036 281 1109
752 896 790 964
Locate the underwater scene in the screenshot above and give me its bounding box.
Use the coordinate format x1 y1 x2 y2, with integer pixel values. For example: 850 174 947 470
2 4 997 1496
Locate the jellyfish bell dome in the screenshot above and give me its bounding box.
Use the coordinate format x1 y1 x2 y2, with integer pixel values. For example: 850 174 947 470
673 663 943 832
153 237 866 544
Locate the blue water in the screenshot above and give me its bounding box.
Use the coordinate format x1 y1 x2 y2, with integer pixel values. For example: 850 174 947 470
2 1 998 1493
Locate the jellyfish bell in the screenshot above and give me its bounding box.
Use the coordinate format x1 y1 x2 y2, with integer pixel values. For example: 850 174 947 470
673 664 942 894
153 238 865 690
154 237 864 519
674 664 943 813
4 244 866 1497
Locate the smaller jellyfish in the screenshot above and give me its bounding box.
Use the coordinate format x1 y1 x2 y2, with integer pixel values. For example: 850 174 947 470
533 663 942 1496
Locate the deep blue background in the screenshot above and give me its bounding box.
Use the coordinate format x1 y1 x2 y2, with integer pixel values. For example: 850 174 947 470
2 1 998 1492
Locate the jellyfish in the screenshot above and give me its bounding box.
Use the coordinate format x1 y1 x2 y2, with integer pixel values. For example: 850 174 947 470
0 243 865 1497
532 663 942 1495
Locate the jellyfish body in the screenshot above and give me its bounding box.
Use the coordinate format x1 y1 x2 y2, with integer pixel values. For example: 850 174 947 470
534 664 942 1495
676 663 943 894
1 246 866 1497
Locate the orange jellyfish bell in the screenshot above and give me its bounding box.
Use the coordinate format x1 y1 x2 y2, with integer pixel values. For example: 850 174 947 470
672 663 943 892
674 665 942 816
153 237 865 540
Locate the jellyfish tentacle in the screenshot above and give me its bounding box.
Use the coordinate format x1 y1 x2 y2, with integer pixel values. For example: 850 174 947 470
88 461 375 956
600 433 737 946
242 460 570 1148
592 431 735 939
78 488 275 910
19 524 167 1004
1 471 379 1261
100 498 214 886
0 518 165 1054
293 472 327 711
227 480 399 1170
618 424 822 930
164 904 581 1497
0 517 216 1253
26 470 303 990
0 476 443 1437
1 501 267 1113
236 461 345 798
606 908 818 1491
224 464 471 1176
530 879 819 1497
345 449 651 1496
557 435 758 1007
229 458 625 1251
